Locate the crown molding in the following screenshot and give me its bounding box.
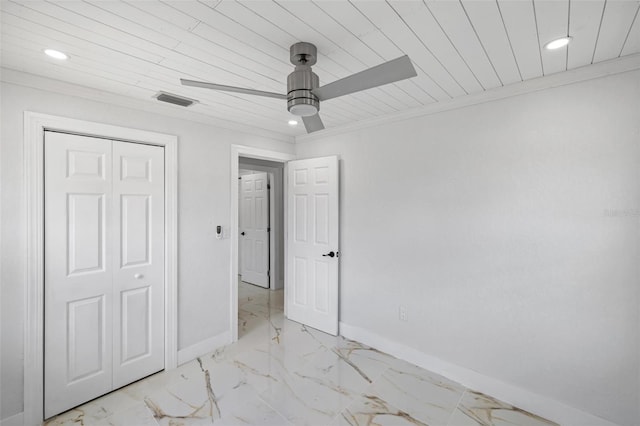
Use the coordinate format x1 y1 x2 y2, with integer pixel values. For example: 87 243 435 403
295 53 640 144
0 67 295 144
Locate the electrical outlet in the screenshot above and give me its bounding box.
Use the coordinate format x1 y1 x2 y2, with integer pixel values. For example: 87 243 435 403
399 305 408 322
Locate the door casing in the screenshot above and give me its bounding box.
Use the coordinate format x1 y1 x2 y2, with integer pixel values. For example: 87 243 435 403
23 112 178 425
230 145 295 342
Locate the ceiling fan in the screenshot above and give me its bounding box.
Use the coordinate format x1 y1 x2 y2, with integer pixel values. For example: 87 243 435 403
181 42 418 133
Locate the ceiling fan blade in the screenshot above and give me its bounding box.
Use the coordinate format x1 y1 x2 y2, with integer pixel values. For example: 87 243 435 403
312 55 417 101
180 79 286 100
302 113 325 133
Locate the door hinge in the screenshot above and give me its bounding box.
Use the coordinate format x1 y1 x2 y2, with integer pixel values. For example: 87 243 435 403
267 227 271 232
267 270 270 277
267 184 271 189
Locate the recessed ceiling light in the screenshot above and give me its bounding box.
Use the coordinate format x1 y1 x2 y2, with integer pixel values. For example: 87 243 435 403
544 37 571 50
44 49 68 60
288 119 298 126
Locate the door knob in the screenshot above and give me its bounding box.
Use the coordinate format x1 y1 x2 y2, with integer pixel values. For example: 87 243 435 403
134 273 144 279
241 232 246 236
322 251 336 258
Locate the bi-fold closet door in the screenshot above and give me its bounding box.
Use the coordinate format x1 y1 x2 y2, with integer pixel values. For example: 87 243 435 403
44 131 165 418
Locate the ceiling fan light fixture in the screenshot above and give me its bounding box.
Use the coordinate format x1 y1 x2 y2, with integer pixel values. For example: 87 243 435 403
288 119 298 126
289 103 318 117
44 49 68 60
544 36 572 50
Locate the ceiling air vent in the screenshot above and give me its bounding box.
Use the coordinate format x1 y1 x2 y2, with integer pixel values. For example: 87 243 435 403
154 91 198 107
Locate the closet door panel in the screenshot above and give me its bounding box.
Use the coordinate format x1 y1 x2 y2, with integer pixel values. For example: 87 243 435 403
112 141 165 388
44 132 114 418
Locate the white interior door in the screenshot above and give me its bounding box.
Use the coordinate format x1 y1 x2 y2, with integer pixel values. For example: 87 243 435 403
286 156 339 335
240 172 270 288
44 132 114 418
44 132 164 418
112 141 165 389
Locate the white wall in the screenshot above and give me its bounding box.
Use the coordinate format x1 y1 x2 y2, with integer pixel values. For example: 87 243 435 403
295 70 640 426
0 78 294 420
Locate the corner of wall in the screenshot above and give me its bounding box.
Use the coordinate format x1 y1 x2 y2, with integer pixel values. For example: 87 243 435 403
176 330 232 366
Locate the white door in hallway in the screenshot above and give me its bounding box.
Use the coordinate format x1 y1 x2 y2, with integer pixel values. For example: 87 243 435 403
240 172 270 288
286 156 339 335
44 131 165 418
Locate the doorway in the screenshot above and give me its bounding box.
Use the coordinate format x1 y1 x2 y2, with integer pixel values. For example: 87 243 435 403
229 146 294 342
237 158 285 338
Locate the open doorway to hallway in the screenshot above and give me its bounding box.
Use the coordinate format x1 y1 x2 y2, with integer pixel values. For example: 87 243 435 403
237 157 285 340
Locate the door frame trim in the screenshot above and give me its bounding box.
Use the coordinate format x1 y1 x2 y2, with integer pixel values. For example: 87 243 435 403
23 112 179 424
230 145 295 342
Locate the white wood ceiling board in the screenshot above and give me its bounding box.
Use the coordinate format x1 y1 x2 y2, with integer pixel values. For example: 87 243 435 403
593 0 640 62
14 1 173 60
567 0 606 69
620 4 640 55
460 0 522 85
389 0 484 94
0 21 172 84
186 24 290 79
220 0 394 117
534 0 570 75
238 0 399 116
39 1 180 50
353 1 466 99
1 39 289 130
85 0 194 47
0 49 158 100
172 1 293 75
214 1 299 52
123 0 200 32
497 0 543 80
1 15 178 83
0 1 163 63
311 1 436 105
275 0 420 110
311 0 378 38
424 0 502 90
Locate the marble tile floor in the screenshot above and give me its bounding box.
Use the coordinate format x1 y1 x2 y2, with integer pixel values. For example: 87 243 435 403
46 281 558 426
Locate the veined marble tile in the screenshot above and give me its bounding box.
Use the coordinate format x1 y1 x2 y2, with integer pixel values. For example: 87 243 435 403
447 390 559 426
215 383 291 426
258 359 355 426
96 403 159 426
297 337 396 399
335 394 429 426
362 359 466 426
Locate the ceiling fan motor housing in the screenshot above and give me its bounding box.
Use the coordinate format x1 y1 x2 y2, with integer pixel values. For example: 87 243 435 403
287 42 320 116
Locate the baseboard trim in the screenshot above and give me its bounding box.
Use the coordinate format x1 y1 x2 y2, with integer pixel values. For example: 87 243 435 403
0 412 24 426
177 330 231 366
339 322 620 426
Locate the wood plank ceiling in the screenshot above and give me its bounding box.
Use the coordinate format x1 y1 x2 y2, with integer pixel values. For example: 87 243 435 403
2 0 639 138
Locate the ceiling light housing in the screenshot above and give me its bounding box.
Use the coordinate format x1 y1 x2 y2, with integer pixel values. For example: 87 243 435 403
44 49 68 60
544 37 572 50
